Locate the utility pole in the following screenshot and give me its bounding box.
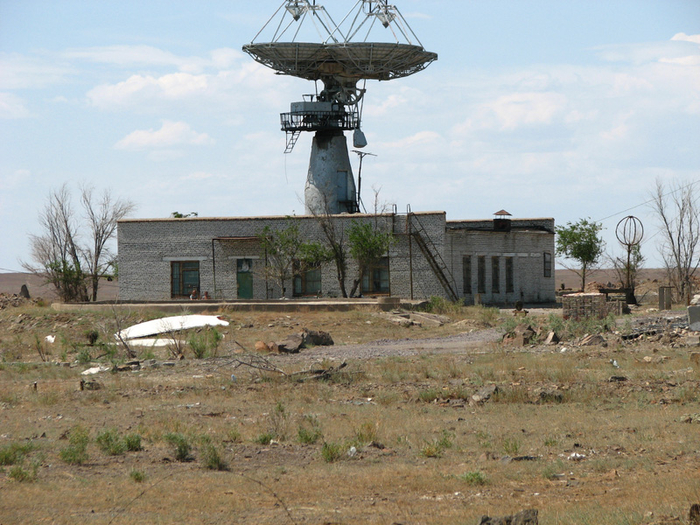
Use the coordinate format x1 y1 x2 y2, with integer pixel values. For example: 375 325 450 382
353 150 376 213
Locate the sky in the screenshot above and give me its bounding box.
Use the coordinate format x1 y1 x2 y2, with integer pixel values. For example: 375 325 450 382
1 0 699 273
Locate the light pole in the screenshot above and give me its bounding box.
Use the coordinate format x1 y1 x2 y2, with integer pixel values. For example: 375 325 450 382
353 150 376 213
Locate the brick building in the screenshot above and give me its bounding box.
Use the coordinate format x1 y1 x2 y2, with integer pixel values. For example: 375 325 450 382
117 211 555 304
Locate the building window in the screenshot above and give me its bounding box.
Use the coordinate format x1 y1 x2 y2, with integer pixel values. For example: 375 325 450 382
171 261 200 298
543 252 552 278
491 256 500 294
293 265 322 297
462 256 472 294
505 257 514 293
361 257 390 295
477 256 486 294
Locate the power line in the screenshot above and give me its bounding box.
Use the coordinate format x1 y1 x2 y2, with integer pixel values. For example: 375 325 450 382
595 179 700 224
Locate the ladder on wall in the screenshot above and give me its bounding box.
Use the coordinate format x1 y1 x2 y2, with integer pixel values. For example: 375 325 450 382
407 210 459 302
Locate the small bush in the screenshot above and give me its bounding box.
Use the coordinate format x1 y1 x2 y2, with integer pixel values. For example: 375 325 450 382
164 432 192 461
130 469 146 483
421 431 453 458
188 327 223 359
124 433 143 452
320 441 345 463
200 442 227 471
0 442 35 466
8 462 39 483
96 428 126 456
502 437 521 456
353 422 378 446
60 426 90 465
253 432 274 445
460 471 487 486
422 296 462 315
418 388 441 403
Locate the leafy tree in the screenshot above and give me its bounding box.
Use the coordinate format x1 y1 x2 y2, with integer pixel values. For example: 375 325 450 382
650 179 699 302
170 211 198 218
347 220 395 297
555 218 604 291
258 219 332 298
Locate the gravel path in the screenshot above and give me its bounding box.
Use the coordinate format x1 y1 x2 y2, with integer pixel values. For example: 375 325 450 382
275 327 504 363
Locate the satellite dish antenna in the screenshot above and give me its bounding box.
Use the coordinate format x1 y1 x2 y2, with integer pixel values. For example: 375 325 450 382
243 0 437 215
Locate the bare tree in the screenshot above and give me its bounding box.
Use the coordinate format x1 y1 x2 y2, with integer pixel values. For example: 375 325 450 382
23 184 135 302
651 179 700 302
81 185 135 301
24 184 88 302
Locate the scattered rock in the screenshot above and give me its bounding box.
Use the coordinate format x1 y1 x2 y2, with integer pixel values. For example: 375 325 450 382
680 414 700 424
275 334 304 353
503 324 536 346
19 284 30 299
254 340 271 353
609 375 628 382
301 329 334 346
543 331 559 345
689 504 700 525
479 509 538 525
579 333 607 347
470 384 499 406
79 379 102 391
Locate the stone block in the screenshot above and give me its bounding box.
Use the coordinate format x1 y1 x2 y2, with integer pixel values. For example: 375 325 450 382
689 306 700 331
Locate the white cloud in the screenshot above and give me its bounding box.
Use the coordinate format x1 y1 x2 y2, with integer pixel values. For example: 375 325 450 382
63 45 245 74
671 33 700 45
0 53 72 90
88 73 210 108
0 92 30 119
481 92 567 130
115 121 214 151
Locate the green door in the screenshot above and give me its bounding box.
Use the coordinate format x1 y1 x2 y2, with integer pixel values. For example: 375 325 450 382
237 259 253 299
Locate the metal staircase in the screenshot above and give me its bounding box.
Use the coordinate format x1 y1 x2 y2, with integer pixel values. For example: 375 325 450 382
407 209 459 302
284 130 301 154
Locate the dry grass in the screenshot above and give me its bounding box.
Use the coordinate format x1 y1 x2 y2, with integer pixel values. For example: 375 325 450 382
1 303 699 523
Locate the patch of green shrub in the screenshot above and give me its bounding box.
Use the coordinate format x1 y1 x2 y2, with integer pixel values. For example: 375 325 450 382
164 432 192 461
96 428 126 456
60 426 90 465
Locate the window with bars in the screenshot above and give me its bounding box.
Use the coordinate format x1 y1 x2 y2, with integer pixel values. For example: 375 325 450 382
171 261 200 298
462 256 472 294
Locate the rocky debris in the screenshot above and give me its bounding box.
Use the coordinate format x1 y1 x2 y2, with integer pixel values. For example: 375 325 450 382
691 295 700 306
0 292 36 310
257 328 335 354
301 328 334 346
79 378 102 391
642 355 668 364
679 413 700 424
255 340 272 353
609 375 628 382
534 388 563 404
503 324 536 346
690 306 700 331
470 384 499 406
275 334 304 353
543 331 559 345
479 509 538 525
689 504 700 525
578 333 607 347
687 336 700 347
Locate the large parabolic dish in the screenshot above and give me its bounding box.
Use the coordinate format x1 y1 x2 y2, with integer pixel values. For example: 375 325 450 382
242 42 437 81
243 0 437 215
